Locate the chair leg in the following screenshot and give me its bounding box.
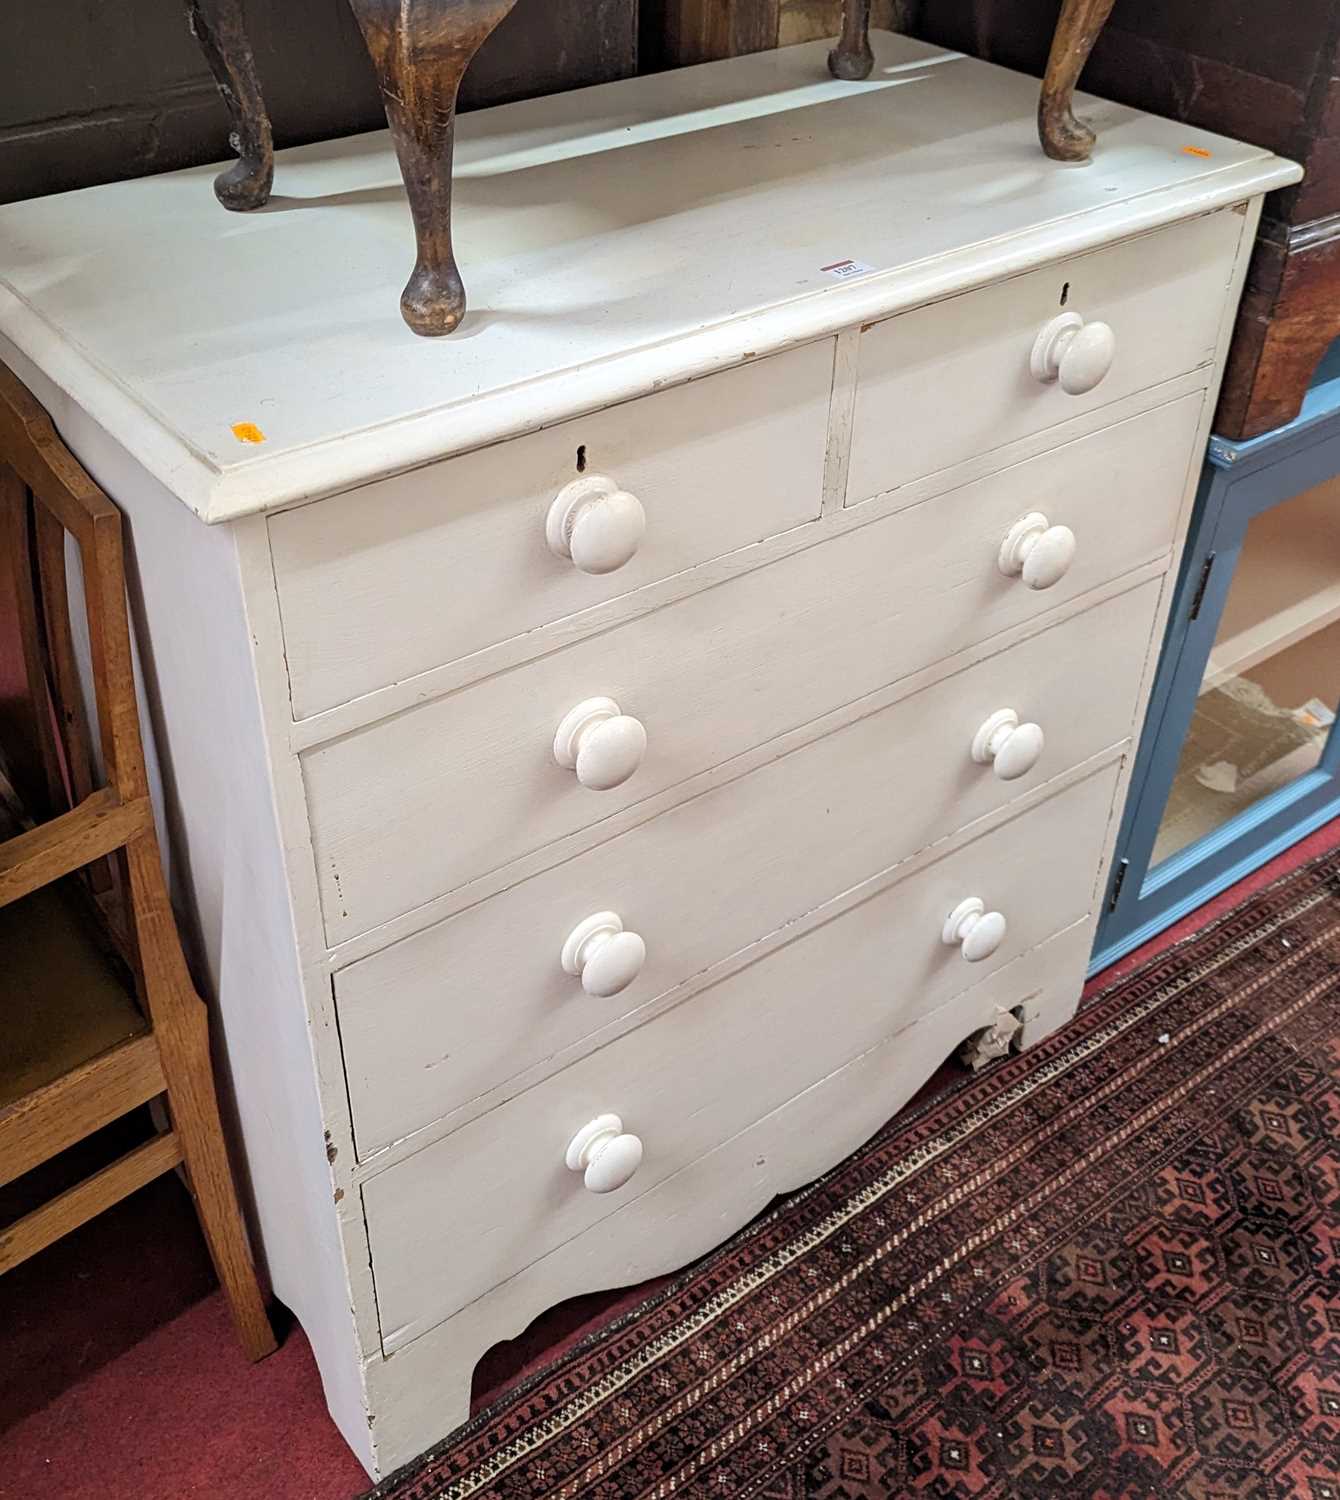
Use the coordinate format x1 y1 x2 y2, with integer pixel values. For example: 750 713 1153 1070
347 0 520 337
1038 0 1118 162
0 471 66 820
125 835 276 1361
828 0 874 81
185 0 275 210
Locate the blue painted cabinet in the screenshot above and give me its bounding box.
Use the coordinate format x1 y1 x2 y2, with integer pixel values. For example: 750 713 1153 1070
1092 350 1340 971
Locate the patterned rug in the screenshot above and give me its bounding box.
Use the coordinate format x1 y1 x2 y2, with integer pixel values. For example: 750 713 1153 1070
369 849 1340 1500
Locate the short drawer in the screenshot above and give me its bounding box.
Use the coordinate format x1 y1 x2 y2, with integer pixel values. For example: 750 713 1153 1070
847 208 1242 505
337 579 1159 1157
361 762 1119 1353
270 341 834 719
305 393 1199 944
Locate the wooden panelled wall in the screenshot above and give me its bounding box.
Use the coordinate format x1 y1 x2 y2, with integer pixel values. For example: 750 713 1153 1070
1 0 636 206
12 2 888 206
643 0 920 67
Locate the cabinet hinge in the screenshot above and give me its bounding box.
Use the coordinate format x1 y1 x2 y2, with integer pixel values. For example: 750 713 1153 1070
1188 552 1216 622
1107 858 1130 912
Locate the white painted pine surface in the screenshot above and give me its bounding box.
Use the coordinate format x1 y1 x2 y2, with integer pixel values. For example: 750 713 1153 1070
337 580 1159 1159
268 341 832 718
0 34 1297 523
363 764 1119 1352
303 395 1200 943
0 28 1292 1477
847 208 1242 503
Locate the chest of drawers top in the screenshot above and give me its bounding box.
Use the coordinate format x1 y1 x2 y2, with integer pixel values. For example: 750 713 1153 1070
0 33 1296 526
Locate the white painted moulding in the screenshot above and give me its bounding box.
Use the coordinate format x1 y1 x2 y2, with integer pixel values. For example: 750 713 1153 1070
0 34 1299 523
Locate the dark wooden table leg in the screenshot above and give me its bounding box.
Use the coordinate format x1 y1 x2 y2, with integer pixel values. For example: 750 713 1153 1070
1038 0 1118 162
185 0 274 210
828 0 874 82
348 0 520 337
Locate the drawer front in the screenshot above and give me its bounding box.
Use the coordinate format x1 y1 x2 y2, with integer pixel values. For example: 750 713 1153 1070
368 918 1095 1465
338 580 1159 1157
361 762 1119 1352
306 394 1198 944
847 209 1241 506
270 342 834 719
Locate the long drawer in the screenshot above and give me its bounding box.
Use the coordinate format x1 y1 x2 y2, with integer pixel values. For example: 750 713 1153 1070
367 916 1095 1462
338 580 1158 1157
846 208 1242 505
361 762 1120 1353
305 394 1198 944
270 341 834 719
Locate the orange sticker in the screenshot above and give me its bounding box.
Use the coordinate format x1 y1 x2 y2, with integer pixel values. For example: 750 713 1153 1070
1182 145 1212 159
231 421 266 444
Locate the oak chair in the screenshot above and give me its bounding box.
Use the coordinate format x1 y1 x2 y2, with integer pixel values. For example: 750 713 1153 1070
187 0 1115 338
0 363 276 1363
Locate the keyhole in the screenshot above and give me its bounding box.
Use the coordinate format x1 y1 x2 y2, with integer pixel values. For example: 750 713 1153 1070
1059 282 1070 307
575 444 587 473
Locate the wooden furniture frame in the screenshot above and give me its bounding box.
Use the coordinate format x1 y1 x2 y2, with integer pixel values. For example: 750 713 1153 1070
187 0 1116 337
0 364 276 1363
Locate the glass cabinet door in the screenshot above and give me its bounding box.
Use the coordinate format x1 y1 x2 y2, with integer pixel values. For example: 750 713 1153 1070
1092 384 1340 975
1151 475 1340 866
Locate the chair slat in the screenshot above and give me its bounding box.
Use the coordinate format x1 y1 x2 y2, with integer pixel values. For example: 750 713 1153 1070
0 789 151 910
0 1131 182 1274
0 1031 165 1187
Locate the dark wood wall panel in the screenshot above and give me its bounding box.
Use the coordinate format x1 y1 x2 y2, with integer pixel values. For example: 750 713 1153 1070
919 0 1326 96
643 0 909 69
651 0 781 68
1 0 637 206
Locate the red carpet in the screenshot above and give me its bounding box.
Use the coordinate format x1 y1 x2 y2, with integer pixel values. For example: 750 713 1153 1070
2 818 1337 1500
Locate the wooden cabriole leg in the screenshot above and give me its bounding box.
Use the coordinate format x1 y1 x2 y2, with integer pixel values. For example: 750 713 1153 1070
185 0 274 210
347 0 520 337
1038 0 1118 162
828 0 874 82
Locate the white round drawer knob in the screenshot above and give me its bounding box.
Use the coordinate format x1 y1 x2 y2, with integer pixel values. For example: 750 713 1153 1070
972 709 1045 782
997 512 1077 591
546 475 646 576
942 897 1008 963
553 697 647 790
566 1114 643 1194
1030 312 1116 396
562 911 646 997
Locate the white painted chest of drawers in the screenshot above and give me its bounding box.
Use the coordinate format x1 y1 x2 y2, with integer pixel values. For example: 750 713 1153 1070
0 32 1299 1477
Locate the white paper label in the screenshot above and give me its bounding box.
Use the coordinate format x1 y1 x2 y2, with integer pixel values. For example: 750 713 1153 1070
820 258 876 282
